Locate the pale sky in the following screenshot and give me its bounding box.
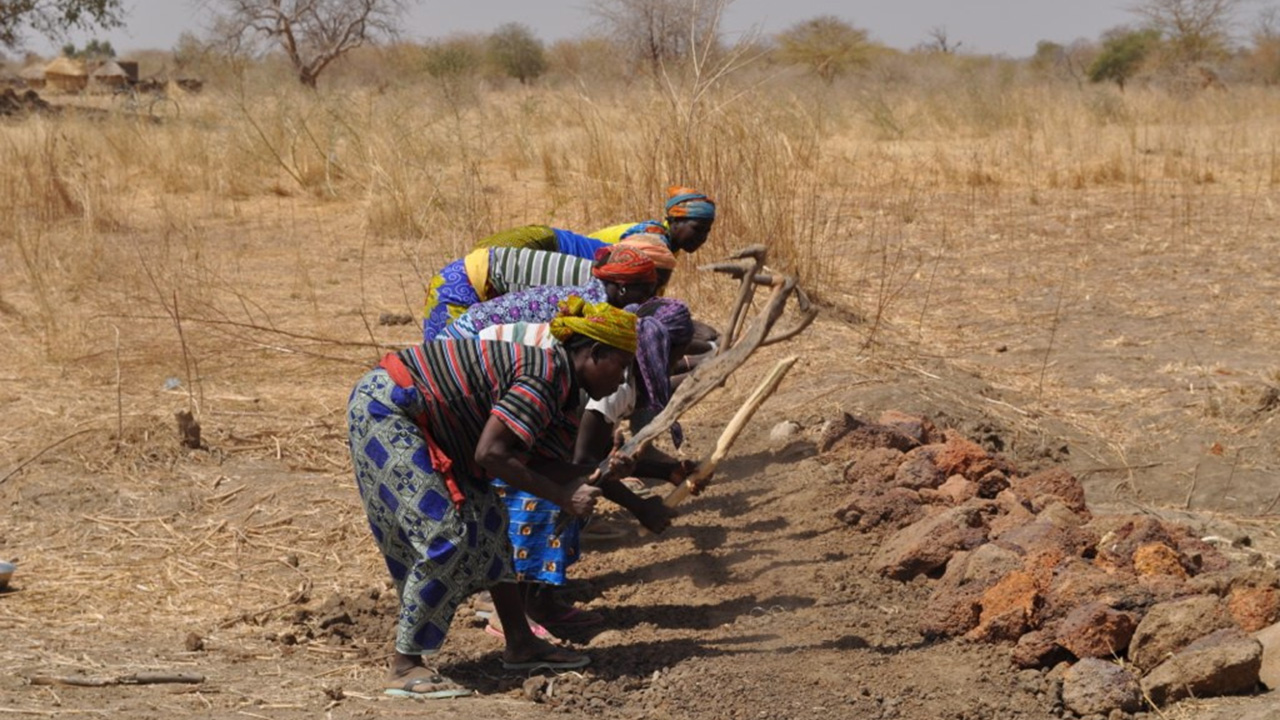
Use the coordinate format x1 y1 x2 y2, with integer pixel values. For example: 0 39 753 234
15 0 1265 59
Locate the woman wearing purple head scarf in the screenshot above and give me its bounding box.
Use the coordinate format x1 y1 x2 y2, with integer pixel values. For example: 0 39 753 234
573 297 699 491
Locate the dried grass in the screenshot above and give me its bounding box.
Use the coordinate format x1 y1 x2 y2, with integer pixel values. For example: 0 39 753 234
3 68 1280 711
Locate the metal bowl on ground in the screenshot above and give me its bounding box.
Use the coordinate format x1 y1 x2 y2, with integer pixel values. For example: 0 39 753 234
0 561 15 589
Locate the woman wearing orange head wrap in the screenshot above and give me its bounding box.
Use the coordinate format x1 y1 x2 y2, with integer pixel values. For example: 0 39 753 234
618 234 678 290
438 246 658 340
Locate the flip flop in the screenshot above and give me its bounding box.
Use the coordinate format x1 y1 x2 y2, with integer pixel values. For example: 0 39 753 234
384 670 473 699
501 648 591 671
485 618 554 641
473 591 496 620
540 605 605 628
621 477 655 498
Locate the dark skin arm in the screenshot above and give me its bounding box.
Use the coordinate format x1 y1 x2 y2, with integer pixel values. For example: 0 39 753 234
574 409 679 534
475 416 601 517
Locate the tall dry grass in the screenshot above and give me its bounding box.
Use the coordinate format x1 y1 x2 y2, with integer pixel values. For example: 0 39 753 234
4 61 1280 487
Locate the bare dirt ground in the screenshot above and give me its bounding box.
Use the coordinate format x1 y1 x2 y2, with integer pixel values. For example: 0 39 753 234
3 174 1280 720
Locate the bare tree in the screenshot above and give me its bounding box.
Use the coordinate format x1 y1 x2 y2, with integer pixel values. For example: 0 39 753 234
1129 0 1242 63
588 0 721 78
920 25 961 54
207 0 416 87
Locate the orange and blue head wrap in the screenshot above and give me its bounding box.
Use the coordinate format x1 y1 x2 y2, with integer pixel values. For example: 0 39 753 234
665 186 716 221
620 220 669 242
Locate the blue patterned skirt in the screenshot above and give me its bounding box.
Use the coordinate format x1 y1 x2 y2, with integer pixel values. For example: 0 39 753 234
493 481 581 586
347 368 512 655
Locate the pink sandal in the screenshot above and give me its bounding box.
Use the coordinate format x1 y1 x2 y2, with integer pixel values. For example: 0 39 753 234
541 605 605 628
484 618 554 641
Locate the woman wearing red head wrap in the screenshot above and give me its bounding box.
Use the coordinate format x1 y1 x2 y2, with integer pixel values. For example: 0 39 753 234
437 246 658 340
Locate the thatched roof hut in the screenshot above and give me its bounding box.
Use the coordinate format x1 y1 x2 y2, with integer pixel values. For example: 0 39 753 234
18 64 46 88
43 56 87 93
91 60 129 88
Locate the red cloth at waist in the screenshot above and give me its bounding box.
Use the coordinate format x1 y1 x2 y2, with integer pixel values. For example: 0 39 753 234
378 353 466 509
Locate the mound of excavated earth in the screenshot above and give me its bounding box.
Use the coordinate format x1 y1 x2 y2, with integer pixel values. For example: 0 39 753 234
823 410 1280 716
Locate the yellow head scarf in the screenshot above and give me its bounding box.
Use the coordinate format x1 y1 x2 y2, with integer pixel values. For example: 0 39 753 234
550 296 638 354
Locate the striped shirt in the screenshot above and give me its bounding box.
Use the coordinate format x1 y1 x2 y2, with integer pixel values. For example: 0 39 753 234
476 322 636 425
487 248 594 297
396 339 581 477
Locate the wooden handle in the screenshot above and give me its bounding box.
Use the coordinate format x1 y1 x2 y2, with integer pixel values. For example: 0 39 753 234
663 356 798 509
636 356 799 537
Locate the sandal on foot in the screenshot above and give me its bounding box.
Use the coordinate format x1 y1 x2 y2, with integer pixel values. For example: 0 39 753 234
473 591 496 620
621 477 655 498
384 669 473 699
485 617 554 641
502 647 591 671
540 605 604 628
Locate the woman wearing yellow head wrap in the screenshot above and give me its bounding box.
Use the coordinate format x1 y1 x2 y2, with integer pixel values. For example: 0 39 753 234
549 296 638 354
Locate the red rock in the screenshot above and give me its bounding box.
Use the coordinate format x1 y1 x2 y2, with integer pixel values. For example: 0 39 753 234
968 570 1043 643
1010 467 1087 514
842 447 905 488
937 475 977 504
893 445 947 490
835 486 926 532
1055 602 1138 659
1133 543 1189 580
1013 626 1073 669
876 410 938 445
873 505 991 580
1228 587 1280 633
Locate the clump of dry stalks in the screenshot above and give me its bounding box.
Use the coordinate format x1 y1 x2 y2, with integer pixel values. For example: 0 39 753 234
3 57 1280 662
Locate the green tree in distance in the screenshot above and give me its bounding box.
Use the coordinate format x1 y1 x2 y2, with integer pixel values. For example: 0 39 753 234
61 37 114 59
775 15 871 84
0 0 124 49
487 22 546 85
1089 27 1162 90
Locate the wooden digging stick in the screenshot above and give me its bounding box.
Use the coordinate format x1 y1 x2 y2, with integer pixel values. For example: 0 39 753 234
663 356 798 508
635 355 797 538
555 266 803 536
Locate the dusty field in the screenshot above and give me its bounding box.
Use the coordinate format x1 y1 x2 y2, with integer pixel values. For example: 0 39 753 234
3 81 1280 720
